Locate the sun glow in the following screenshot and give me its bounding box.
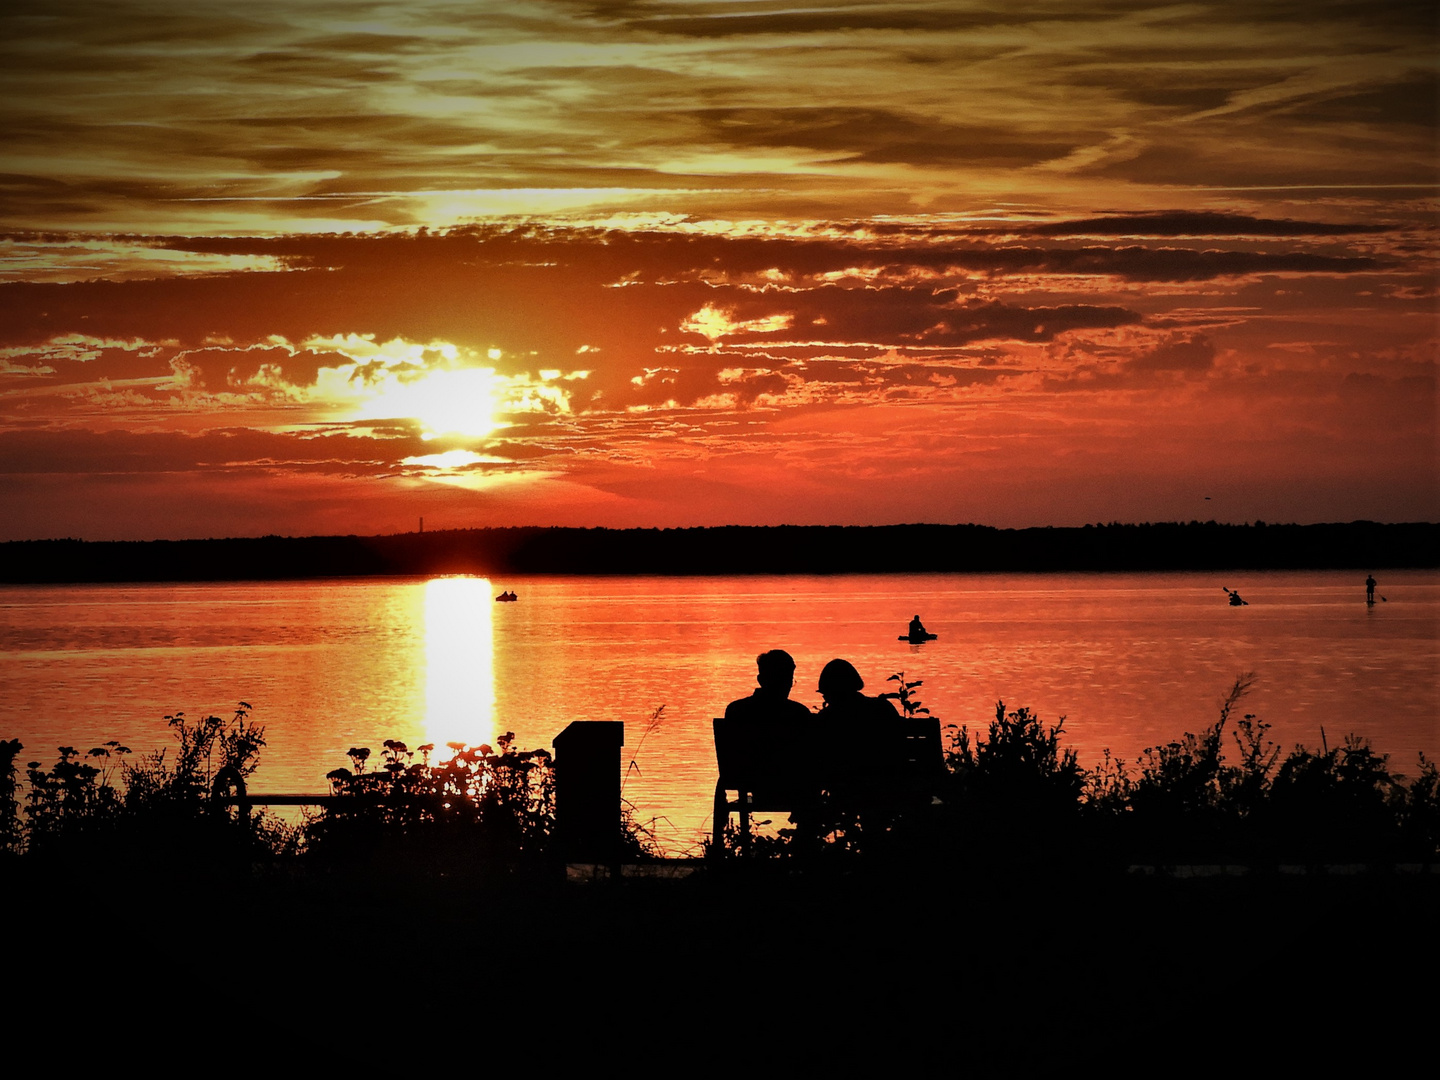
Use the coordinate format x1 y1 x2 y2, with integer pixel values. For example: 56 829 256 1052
307 335 506 438
363 367 501 439
402 448 490 470
423 577 495 752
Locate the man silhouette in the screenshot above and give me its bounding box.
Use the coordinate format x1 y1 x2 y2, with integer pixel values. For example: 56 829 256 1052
716 650 815 843
1366 574 1377 604
725 649 812 727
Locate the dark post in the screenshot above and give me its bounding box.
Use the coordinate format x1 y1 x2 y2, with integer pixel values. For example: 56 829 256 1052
552 721 625 865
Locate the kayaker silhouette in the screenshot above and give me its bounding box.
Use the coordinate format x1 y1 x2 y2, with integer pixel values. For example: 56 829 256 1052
902 615 936 642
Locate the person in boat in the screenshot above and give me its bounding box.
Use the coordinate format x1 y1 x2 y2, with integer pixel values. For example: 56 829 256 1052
907 614 931 640
1366 574 1377 604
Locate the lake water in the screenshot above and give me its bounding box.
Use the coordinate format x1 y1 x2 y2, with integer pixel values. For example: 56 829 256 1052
2 570 1436 854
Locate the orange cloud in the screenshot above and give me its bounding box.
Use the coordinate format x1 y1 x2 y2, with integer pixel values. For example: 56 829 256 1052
0 0 1434 537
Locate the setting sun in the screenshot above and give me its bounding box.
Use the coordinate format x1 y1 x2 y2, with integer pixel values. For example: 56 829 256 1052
355 365 502 440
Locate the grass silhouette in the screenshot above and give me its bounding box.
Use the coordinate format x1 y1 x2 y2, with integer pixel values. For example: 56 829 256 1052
4 680 1436 875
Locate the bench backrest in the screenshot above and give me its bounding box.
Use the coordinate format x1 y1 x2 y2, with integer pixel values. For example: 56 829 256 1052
714 714 944 799
713 714 812 802
895 717 944 770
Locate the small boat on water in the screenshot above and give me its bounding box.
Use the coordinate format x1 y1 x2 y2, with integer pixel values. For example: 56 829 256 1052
495 590 518 602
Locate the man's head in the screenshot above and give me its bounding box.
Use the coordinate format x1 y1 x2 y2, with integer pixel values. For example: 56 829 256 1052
755 649 796 697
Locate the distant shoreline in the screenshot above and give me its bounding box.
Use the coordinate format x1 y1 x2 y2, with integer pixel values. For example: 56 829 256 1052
1 521 1434 584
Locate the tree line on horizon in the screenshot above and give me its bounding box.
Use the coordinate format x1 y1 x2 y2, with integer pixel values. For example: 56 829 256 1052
1 520 1434 584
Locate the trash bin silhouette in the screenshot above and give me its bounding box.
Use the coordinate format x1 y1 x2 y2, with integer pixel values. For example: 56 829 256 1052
552 721 624 865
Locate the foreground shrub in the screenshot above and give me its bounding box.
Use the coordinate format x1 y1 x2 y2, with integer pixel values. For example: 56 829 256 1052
1260 737 1414 863
1115 675 1257 860
2 737 26 855
6 680 1437 875
5 704 294 873
921 702 1089 866
947 702 1086 815
721 673 1439 869
306 733 556 874
123 705 265 816
1106 676 1438 865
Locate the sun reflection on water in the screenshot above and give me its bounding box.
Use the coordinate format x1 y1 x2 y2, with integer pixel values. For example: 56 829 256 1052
423 577 495 752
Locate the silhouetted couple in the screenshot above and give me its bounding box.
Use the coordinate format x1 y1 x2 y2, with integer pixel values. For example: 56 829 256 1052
725 650 901 812
724 650 899 728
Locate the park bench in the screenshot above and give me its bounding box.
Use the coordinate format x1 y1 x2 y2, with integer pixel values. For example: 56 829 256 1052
712 714 945 853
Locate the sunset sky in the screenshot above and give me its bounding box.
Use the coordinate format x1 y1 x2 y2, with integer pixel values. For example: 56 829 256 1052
1 1 1435 540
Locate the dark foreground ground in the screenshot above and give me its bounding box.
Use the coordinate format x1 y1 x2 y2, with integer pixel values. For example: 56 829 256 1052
9 858 1432 1060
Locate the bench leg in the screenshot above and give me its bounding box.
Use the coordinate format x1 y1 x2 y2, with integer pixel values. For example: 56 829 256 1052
713 780 728 856
712 782 755 857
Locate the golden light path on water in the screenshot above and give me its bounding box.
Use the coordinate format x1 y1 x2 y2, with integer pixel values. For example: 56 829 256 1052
423 576 495 755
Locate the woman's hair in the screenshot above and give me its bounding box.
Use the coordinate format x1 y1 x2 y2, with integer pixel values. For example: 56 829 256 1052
817 658 864 696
